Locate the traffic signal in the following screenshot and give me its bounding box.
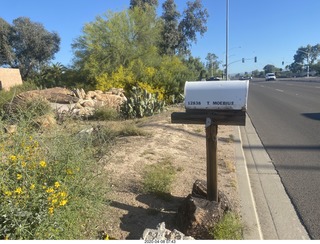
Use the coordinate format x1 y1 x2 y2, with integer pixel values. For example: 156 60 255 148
254 56 257 63
242 58 245 63
282 61 284 65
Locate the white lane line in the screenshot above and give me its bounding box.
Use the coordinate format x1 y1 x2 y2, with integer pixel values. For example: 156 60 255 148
275 89 284 92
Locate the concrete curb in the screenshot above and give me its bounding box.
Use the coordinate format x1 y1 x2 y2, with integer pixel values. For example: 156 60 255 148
234 116 310 240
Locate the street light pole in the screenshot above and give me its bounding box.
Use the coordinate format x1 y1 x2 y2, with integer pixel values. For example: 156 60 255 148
307 52 310 78
225 0 229 80
297 49 310 78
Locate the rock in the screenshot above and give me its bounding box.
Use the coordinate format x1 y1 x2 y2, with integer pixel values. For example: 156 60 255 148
176 180 231 239
80 99 95 108
5 87 78 115
32 113 56 129
4 125 17 134
73 88 86 99
5 87 127 119
142 222 194 241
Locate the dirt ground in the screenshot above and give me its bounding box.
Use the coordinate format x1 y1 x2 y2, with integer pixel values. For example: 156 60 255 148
103 105 240 240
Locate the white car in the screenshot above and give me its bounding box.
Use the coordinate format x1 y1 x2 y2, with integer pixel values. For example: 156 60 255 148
265 73 276 81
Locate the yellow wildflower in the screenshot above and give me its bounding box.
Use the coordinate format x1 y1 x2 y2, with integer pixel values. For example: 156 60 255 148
54 182 60 188
39 160 47 168
10 155 17 162
14 187 22 194
59 191 67 198
66 168 73 175
21 161 27 167
59 200 68 206
104 234 110 240
30 184 35 190
4 191 12 197
52 199 58 204
46 187 54 194
48 207 54 215
17 174 22 180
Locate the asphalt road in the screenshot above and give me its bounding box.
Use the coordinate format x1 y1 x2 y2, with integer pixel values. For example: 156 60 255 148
247 78 320 239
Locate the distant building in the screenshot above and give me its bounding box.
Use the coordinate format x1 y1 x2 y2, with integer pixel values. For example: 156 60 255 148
0 68 23 91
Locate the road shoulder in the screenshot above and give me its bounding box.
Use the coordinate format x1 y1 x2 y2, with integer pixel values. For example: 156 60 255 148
235 116 309 240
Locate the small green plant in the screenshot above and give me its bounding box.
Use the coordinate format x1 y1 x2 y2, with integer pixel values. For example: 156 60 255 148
91 107 119 121
116 122 149 137
142 158 176 199
210 212 243 240
120 86 165 119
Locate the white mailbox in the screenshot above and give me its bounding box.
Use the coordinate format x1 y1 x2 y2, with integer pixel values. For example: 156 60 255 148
184 80 249 111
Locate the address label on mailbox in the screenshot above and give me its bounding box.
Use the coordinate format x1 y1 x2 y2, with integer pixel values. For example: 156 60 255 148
184 80 249 111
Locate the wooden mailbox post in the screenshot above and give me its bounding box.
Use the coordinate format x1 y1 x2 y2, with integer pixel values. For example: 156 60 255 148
171 80 249 202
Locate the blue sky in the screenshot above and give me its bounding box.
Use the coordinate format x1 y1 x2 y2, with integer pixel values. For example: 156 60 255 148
2 0 320 74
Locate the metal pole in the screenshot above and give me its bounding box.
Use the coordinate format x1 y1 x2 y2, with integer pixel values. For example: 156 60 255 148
225 0 229 80
206 118 218 202
307 52 310 78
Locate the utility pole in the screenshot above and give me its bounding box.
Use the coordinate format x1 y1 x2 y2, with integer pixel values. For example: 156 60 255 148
225 0 229 80
297 49 310 78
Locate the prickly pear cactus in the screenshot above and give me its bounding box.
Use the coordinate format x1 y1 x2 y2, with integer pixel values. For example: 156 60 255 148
120 86 165 119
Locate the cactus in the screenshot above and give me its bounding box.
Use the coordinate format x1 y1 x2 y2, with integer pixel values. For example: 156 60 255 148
120 86 165 119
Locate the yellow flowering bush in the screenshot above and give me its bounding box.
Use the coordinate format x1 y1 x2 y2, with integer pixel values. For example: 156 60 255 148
0 135 71 239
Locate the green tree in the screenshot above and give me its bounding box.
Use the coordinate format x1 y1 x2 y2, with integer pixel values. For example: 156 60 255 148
129 0 158 10
251 69 260 77
160 0 181 56
177 0 209 55
40 62 66 87
9 17 60 79
0 18 14 66
184 56 207 80
205 53 219 77
263 64 277 74
312 61 320 75
290 44 320 73
160 0 208 56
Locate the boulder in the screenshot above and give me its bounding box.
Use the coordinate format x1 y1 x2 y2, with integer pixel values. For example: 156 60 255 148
5 87 127 119
176 180 231 239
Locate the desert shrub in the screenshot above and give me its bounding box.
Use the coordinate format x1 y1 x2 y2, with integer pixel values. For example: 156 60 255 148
115 122 149 137
142 158 176 199
210 212 243 240
90 107 119 121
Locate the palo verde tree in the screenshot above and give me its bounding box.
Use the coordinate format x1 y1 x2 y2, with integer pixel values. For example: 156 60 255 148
72 6 163 87
0 17 60 79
